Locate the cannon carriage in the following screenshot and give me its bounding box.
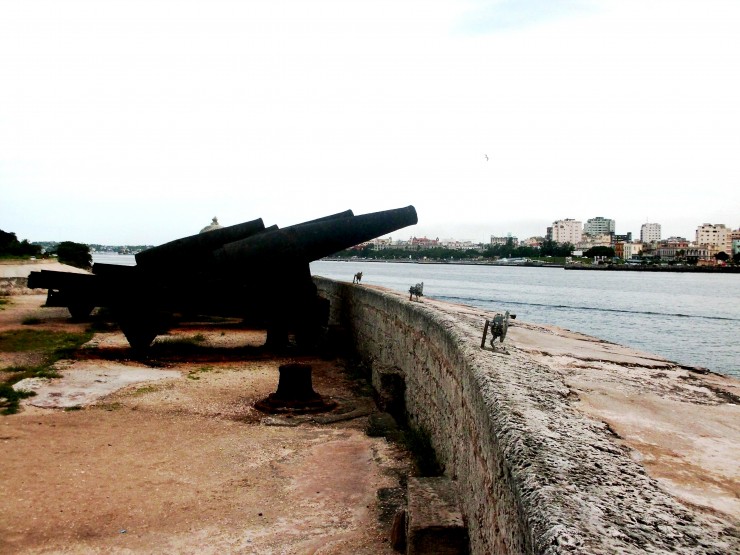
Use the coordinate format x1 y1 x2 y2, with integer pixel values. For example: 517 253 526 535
28 206 418 350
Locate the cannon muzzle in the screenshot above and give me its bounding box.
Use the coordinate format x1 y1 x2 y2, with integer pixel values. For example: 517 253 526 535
135 218 267 269
212 205 417 267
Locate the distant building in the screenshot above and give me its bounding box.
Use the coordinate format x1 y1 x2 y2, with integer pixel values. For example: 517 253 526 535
662 236 689 246
521 236 544 248
551 219 582 245
640 223 661 243
366 237 393 250
685 246 712 263
696 223 732 255
612 232 632 244
490 234 518 247
584 217 615 236
545 227 553 242
410 236 439 249
655 246 687 261
576 234 612 251
200 217 223 234
623 242 643 260
442 239 480 251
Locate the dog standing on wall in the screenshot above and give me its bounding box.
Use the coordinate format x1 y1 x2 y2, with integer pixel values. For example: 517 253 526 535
353 272 363 284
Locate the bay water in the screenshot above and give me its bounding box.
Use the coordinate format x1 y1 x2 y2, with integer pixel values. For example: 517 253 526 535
92 254 739 377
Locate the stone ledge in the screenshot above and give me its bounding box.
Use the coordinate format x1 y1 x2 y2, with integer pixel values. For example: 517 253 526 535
315 277 740 555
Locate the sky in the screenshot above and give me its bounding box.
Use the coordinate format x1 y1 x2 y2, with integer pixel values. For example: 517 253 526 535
1 0 738 245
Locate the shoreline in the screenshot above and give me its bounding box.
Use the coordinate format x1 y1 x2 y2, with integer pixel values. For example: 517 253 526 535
322 257 739 272
565 263 740 273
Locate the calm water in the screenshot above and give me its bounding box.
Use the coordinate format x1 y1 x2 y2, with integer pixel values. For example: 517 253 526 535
311 260 740 378
92 254 739 377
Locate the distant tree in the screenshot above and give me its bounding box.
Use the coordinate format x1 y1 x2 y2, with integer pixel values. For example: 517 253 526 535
0 229 42 257
714 251 730 263
733 252 740 265
583 246 616 258
0 230 15 253
540 240 574 257
54 241 92 269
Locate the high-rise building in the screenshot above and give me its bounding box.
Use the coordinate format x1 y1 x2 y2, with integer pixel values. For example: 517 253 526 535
640 223 661 243
695 223 732 255
551 219 582 245
584 217 615 236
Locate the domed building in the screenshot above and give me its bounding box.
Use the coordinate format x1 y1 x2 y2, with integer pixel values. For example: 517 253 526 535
200 217 223 234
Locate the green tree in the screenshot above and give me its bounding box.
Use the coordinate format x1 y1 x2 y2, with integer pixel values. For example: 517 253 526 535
54 242 92 269
0 230 42 257
583 246 616 258
714 251 730 263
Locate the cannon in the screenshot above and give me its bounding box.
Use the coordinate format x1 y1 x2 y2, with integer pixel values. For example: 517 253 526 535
480 311 516 351
28 206 418 350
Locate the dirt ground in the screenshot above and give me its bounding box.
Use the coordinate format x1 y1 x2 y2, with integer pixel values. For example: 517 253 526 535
0 295 413 554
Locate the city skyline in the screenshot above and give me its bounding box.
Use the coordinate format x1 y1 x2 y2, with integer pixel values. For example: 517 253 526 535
2 1 739 245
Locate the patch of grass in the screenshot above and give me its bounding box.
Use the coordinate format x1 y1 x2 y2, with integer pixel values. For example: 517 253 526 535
64 405 82 411
187 365 213 380
0 329 93 354
22 317 42 325
0 297 8 310
3 364 61 381
0 383 37 415
132 385 159 395
0 329 93 415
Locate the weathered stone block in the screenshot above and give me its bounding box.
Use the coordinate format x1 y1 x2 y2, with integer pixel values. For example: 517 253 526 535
406 477 468 555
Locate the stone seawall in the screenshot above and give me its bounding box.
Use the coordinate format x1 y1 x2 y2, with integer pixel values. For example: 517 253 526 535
315 277 738 555
0 260 89 295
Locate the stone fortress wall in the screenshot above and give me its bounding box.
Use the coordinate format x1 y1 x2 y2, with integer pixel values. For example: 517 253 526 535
315 277 737 555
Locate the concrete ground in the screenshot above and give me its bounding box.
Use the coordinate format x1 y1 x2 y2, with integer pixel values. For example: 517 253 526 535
0 294 413 554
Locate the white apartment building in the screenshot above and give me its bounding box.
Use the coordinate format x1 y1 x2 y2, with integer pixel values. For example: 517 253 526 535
551 219 582 245
640 223 661 243
623 242 643 260
584 217 615 236
696 223 732 255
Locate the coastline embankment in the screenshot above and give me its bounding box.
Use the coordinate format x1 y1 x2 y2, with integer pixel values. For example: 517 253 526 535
316 276 739 554
0 259 89 295
565 263 740 273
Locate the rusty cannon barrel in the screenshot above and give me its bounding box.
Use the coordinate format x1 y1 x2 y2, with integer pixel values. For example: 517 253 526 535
211 205 417 267
134 217 268 270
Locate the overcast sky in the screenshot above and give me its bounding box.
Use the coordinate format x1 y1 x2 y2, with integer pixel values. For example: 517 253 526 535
1 0 738 245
